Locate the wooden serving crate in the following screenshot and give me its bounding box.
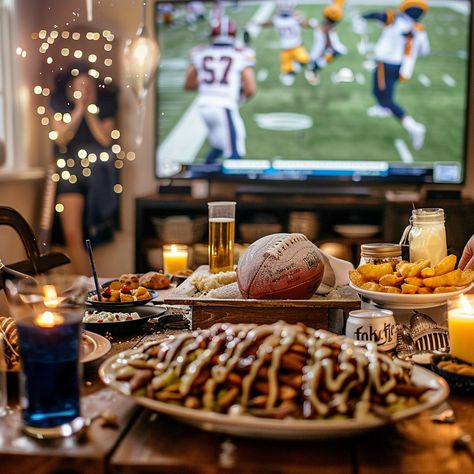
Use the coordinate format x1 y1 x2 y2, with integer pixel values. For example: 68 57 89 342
164 267 360 331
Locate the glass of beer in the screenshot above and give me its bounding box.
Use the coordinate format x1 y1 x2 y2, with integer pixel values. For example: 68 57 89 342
208 201 236 273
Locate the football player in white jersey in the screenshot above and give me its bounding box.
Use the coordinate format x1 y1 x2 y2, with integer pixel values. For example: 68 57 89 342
258 0 312 86
184 17 257 164
305 2 347 86
362 0 430 150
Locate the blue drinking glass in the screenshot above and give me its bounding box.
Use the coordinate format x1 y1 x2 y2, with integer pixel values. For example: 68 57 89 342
3 274 89 438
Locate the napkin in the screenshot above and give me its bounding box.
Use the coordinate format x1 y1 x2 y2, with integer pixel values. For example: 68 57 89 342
315 250 354 295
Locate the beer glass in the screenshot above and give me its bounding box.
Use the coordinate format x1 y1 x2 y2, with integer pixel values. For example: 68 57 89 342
208 201 236 273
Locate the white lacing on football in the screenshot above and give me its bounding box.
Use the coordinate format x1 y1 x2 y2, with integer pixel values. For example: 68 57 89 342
264 233 308 259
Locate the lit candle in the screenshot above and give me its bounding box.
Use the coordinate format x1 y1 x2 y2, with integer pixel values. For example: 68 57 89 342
448 294 474 364
162 244 188 275
34 310 65 328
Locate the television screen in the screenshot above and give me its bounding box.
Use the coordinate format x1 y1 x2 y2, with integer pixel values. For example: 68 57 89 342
154 0 471 185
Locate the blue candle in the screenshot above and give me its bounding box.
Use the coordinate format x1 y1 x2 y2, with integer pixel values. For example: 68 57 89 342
17 310 83 432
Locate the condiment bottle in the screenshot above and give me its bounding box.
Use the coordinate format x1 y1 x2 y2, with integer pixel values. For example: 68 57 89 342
360 243 402 269
408 208 447 265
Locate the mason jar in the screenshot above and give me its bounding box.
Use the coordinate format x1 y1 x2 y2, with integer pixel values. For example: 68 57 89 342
359 243 402 269
408 208 447 265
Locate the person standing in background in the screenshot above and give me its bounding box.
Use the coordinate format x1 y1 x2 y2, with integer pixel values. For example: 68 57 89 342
184 17 256 164
50 63 119 275
361 0 430 150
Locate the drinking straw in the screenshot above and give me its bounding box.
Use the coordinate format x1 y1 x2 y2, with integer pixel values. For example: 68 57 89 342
85 239 102 301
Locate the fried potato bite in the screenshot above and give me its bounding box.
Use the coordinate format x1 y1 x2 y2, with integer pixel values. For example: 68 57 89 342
398 259 431 278
379 273 404 286
401 283 419 294
423 269 463 288
357 263 393 282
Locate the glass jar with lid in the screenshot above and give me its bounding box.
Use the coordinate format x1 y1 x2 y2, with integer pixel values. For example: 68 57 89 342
408 208 447 265
360 243 402 268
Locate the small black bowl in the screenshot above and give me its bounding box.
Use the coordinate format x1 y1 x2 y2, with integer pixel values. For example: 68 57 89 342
83 305 167 336
431 354 474 394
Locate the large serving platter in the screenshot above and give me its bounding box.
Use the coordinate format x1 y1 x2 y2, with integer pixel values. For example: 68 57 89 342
99 349 449 440
349 282 474 309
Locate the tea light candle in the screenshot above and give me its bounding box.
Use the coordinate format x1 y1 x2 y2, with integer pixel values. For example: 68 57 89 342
448 295 474 364
162 244 188 274
34 310 64 328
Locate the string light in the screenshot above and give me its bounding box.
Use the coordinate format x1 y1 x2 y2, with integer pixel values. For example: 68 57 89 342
41 117 49 126
111 144 121 154
74 50 83 58
61 170 71 180
37 106 45 115
48 131 58 140
78 149 87 159
111 130 120 139
55 203 64 213
52 173 60 182
57 159 66 168
82 168 91 177
67 158 75 167
113 184 123 193
72 32 80 40
99 152 109 162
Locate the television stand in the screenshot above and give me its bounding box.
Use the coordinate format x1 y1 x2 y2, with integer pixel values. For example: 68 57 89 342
236 184 372 197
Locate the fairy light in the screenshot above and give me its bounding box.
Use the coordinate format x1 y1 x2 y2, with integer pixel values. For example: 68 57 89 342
73 90 82 100
87 104 99 114
54 112 63 121
88 153 97 163
16 47 22 55
104 58 113 67
47 56 53 64
51 31 58 39
21 51 27 58
57 159 66 168
111 130 120 139
115 160 124 169
81 158 89 167
61 31 70 39
93 33 100 40
88 69 99 79
41 42 49 50
86 32 94 40
74 50 83 58
41 117 49 126
39 30 47 39
48 131 58 140
88 54 97 63
117 151 125 159
55 203 64 213
63 113 72 123
77 149 87 159
102 30 111 38
72 32 81 40
113 184 123 194
69 175 78 184
42 88 50 96
52 173 60 182
99 152 109 162
34 85 42 95
111 144 121 154
126 152 136 161
61 170 70 180
66 158 75 167
47 37 54 45
71 68 79 77
31 32 39 40
106 34 114 42
61 48 70 56
104 44 112 52
104 76 112 84
37 106 45 115
82 168 91 177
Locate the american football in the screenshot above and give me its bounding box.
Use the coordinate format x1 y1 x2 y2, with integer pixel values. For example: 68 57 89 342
237 233 325 299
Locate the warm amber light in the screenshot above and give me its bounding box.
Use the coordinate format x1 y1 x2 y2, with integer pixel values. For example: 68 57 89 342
43 285 59 308
35 311 64 328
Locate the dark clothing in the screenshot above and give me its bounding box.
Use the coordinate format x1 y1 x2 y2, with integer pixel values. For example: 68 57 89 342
372 62 405 119
52 91 119 246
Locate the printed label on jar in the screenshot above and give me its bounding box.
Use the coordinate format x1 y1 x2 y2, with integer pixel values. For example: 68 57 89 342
345 310 397 351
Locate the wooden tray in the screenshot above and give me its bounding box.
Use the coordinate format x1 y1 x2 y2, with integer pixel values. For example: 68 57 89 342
164 266 360 331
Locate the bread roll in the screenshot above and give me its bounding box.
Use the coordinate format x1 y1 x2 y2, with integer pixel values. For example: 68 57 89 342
139 272 170 290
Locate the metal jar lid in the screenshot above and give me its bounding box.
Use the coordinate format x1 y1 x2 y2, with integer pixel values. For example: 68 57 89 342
360 243 401 258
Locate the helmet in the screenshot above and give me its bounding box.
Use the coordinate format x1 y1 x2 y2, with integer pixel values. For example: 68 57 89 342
211 16 237 44
399 0 428 20
323 4 344 23
278 0 295 16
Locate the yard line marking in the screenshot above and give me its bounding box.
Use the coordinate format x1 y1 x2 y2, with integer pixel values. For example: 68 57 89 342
395 139 414 164
442 74 456 87
156 2 276 177
418 74 431 87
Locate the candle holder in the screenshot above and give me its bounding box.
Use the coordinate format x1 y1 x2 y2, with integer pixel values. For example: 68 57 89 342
162 244 189 275
2 274 88 438
447 294 474 364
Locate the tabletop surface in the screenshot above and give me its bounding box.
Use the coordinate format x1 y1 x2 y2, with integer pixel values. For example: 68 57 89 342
1 320 473 474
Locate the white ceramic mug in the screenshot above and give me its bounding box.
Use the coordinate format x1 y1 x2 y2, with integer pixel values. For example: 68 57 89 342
345 309 397 351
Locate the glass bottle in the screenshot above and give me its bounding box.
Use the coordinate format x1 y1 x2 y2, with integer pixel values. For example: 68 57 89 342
360 243 402 269
408 208 447 265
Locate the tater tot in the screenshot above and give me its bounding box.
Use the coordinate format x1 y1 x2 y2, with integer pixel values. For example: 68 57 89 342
357 263 393 282
401 283 419 294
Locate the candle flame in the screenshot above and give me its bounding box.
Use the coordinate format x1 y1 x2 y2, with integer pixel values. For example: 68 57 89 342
171 244 177 253
36 311 63 328
43 285 59 308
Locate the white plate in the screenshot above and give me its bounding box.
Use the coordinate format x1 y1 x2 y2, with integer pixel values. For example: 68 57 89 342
334 225 381 238
99 350 448 440
350 282 474 309
81 331 111 363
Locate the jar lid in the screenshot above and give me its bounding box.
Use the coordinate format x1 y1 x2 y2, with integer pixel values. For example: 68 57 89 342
411 208 445 224
360 243 401 258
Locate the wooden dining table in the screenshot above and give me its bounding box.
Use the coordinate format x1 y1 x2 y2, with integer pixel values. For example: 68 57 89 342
0 321 473 474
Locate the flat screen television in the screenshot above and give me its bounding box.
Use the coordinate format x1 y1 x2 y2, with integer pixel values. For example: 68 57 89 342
154 0 472 187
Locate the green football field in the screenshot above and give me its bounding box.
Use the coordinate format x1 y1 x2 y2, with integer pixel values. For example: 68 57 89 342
156 2 470 174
